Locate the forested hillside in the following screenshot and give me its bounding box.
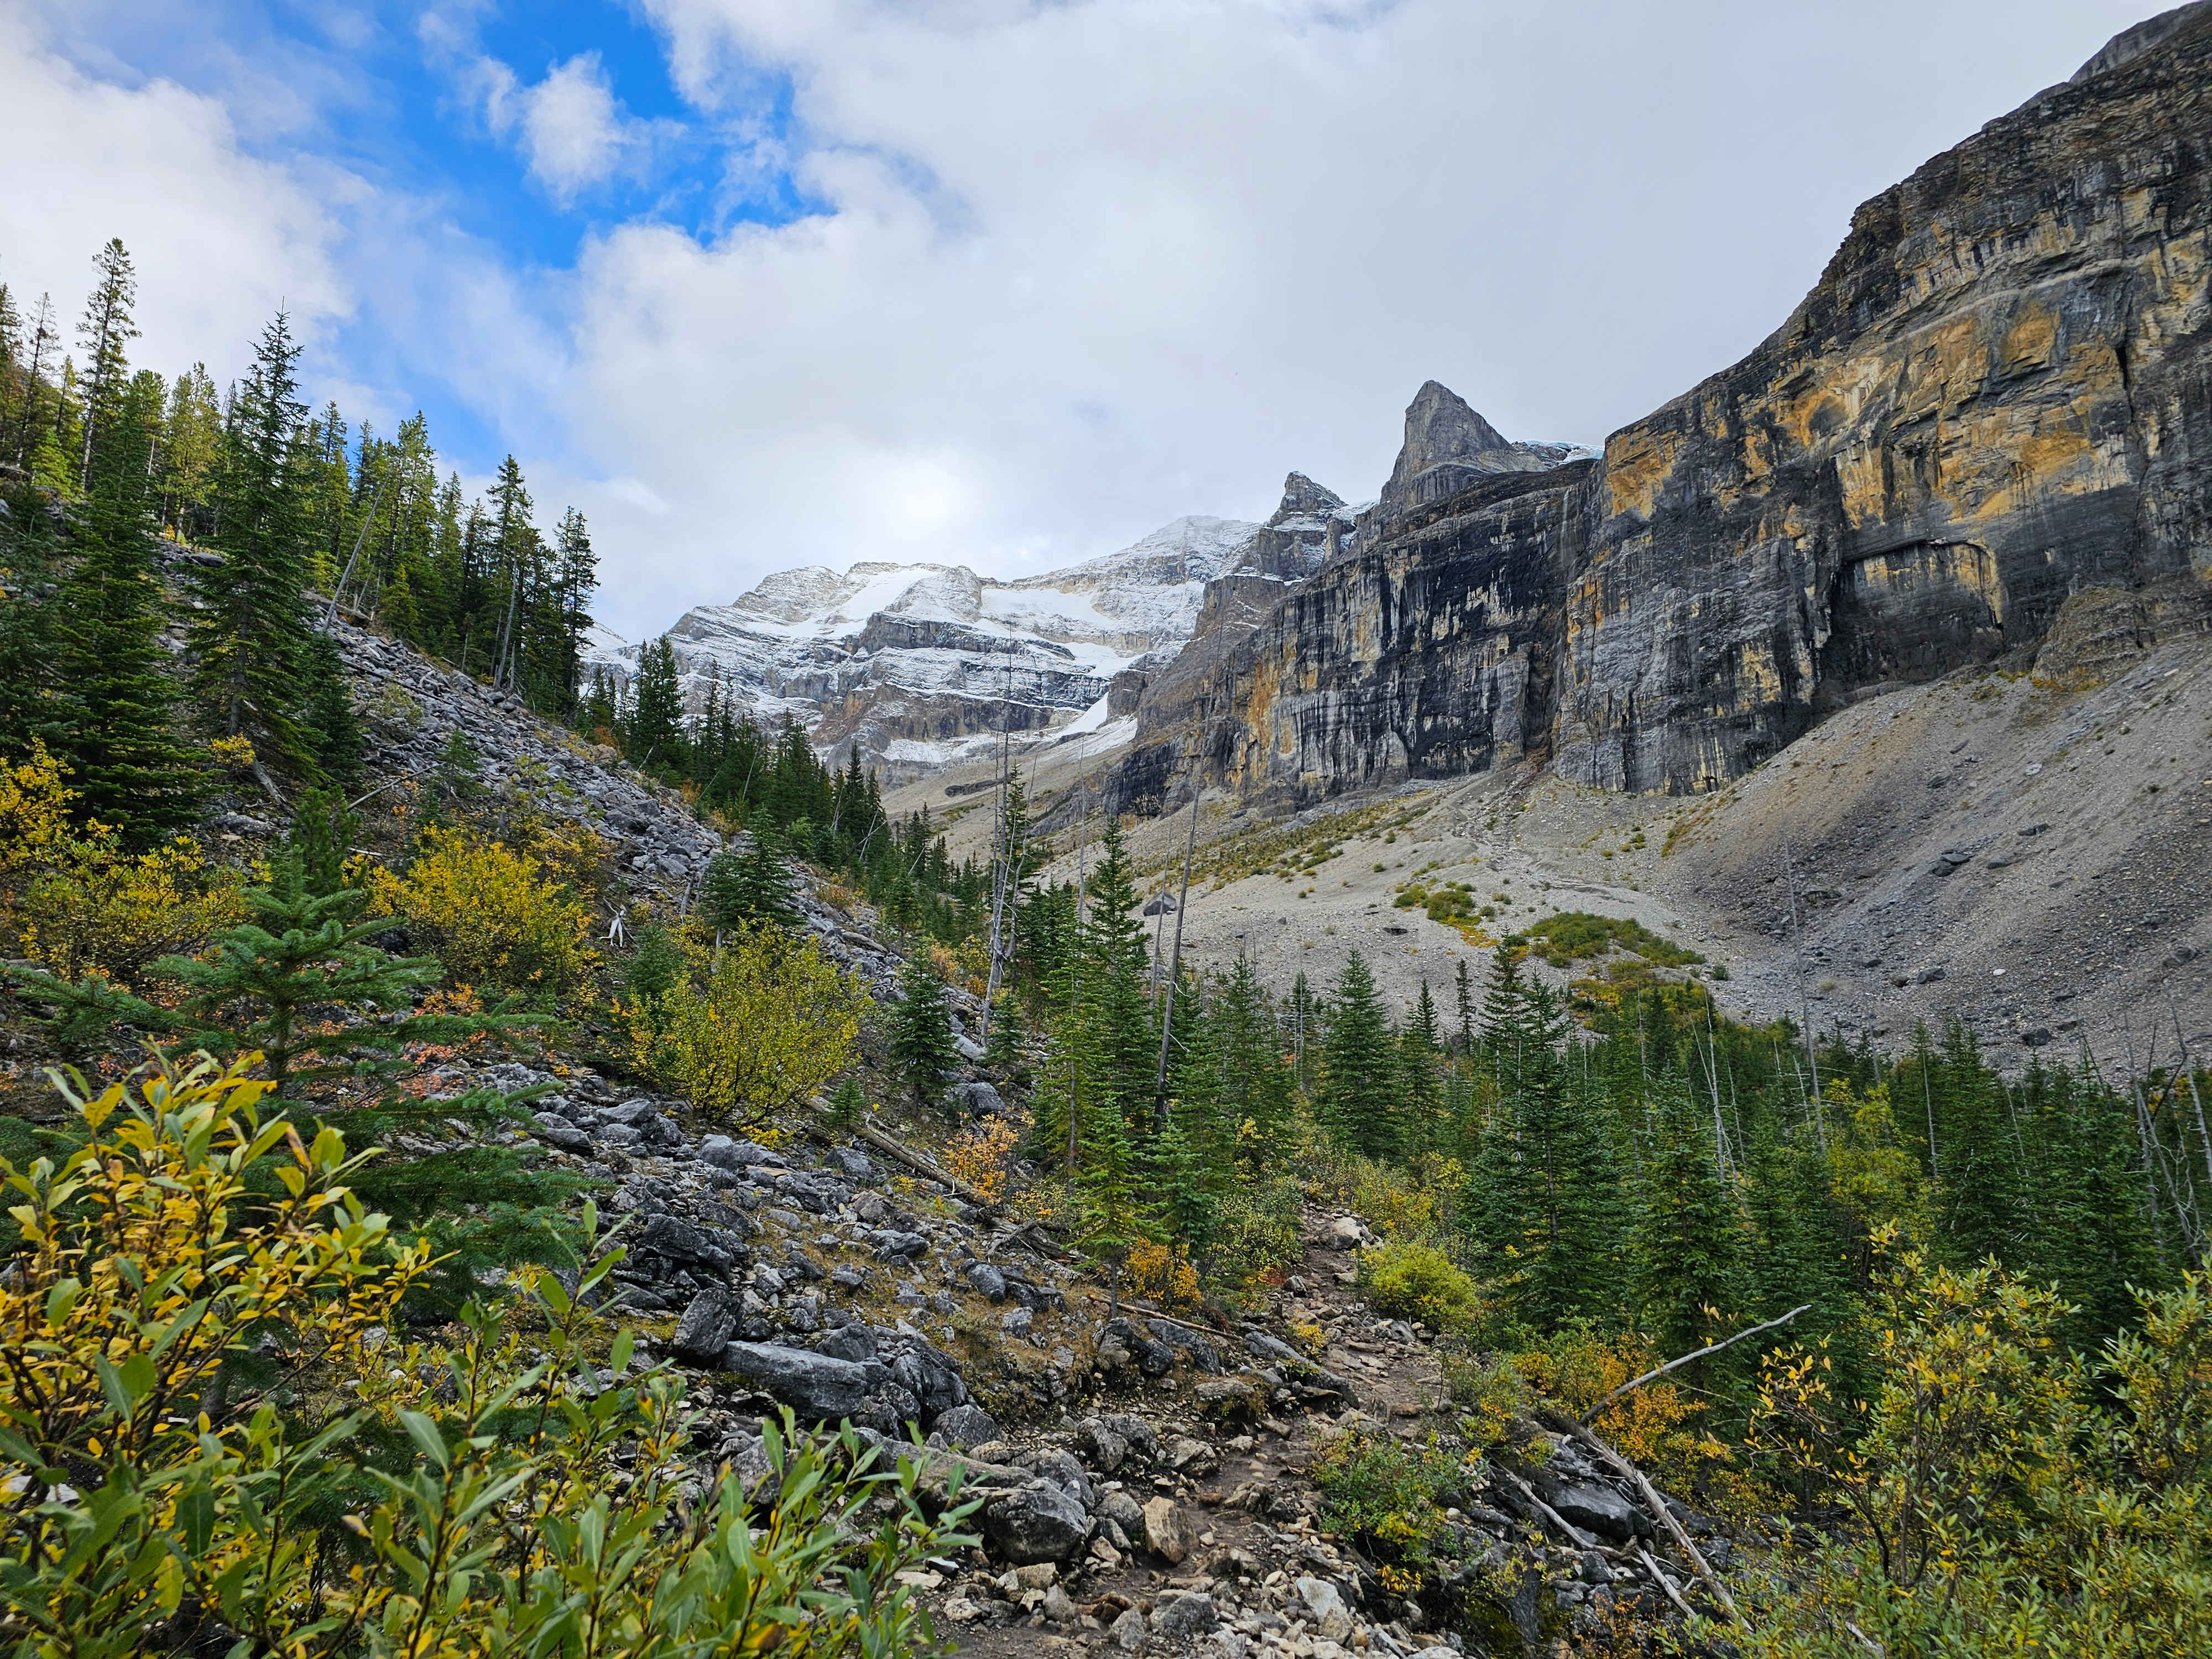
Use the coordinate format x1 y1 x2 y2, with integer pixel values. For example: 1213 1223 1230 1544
1 236 2209 1659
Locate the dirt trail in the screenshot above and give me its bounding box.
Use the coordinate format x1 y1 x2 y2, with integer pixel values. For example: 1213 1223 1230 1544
936 1210 1460 1657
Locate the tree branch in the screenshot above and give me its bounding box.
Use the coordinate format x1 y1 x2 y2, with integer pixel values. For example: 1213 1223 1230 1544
1587 1303 1812 1419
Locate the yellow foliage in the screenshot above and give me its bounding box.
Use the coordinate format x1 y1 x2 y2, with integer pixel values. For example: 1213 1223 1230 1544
206 733 258 773
0 1051 967 1654
1 742 241 984
1128 1240 1201 1310
367 824 594 1000
627 925 869 1125
943 1117 1019 1204
0 741 78 880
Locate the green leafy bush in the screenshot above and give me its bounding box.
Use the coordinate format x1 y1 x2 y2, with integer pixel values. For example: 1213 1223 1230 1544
0 1052 972 1657
1361 1239 1481 1332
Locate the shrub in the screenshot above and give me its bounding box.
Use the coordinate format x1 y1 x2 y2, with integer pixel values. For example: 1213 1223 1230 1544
368 824 594 1001
629 924 868 1125
0 1052 972 1656
1742 1246 2212 1657
1208 1175 1305 1288
1 741 241 985
1128 1240 1201 1310
943 1117 1019 1205
1361 1239 1481 1332
1311 1428 1469 1608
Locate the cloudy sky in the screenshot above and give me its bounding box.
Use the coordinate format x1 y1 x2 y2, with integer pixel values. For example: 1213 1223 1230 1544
0 0 2160 638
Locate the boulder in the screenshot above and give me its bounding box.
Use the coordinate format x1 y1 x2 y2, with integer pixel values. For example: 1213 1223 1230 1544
966 1261 1008 1301
1152 1591 1219 1641
1109 1606 1149 1652
982 1479 1091 1564
953 1080 1005 1117
721 1342 874 1423
670 1288 739 1363
1077 1417 1129 1472
934 1403 999 1448
1029 1448 1095 1509
1547 1480 1643 1543
1141 1496 1194 1565
1295 1577 1353 1642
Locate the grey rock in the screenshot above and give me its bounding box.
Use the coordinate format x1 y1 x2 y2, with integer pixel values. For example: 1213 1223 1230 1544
982 1479 1091 1564
1029 1448 1094 1509
1000 1306 1033 1338
933 1403 1000 1448
1109 1606 1150 1652
966 1261 1008 1301
721 1342 874 1423
670 1288 739 1363
1547 1480 1642 1543
1099 1489 1146 1534
953 1081 1006 1117
1152 1592 1219 1641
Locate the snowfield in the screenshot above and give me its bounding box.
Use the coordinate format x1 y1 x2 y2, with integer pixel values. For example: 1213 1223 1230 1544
585 514 1260 768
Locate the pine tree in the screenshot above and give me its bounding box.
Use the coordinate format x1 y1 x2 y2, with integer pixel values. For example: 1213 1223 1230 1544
887 947 959 1115
1399 980 1445 1158
1630 1072 1746 1369
625 637 686 770
1318 951 1399 1160
11 295 58 469
49 368 204 840
1469 964 1620 1332
74 241 140 492
290 786 362 897
698 826 799 936
11 846 530 1097
299 630 364 789
1084 821 1157 1119
982 988 1031 1091
190 312 319 775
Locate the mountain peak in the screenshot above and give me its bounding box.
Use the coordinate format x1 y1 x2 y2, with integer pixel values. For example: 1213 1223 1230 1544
1274 472 1346 521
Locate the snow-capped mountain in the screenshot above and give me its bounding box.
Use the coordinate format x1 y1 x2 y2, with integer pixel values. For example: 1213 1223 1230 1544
585 514 1261 780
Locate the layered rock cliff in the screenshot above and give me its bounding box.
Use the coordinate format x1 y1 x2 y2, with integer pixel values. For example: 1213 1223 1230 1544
1112 1 2212 812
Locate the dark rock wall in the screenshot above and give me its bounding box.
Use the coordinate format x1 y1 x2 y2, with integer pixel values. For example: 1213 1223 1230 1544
1113 6 2212 811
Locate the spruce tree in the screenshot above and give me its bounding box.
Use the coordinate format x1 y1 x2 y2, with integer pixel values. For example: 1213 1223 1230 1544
887 947 959 1114
74 239 139 491
1399 980 1445 1158
1084 821 1157 1118
1469 966 1619 1332
625 637 686 770
1630 1072 1746 1369
11 846 531 1096
698 825 799 936
190 312 318 775
290 786 362 897
1318 951 1398 1160
49 367 204 841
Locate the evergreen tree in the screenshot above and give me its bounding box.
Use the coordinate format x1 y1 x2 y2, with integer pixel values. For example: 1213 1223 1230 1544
887 947 959 1114
698 826 799 936
299 630 365 789
1084 821 1157 1118
289 785 362 897
11 846 528 1097
1468 964 1620 1332
1399 980 1445 1157
982 988 1031 1091
73 240 139 491
190 312 319 775
1631 1072 1747 1369
1318 951 1398 1159
625 637 686 770
48 367 204 839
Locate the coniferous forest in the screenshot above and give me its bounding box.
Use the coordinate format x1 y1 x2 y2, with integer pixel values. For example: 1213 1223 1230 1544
1 235 2209 1659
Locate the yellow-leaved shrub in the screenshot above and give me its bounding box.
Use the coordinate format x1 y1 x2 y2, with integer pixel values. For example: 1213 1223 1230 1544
0 740 241 984
367 824 594 1001
0 1051 971 1655
627 924 869 1125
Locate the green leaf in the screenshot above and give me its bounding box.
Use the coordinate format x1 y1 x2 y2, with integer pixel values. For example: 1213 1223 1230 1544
398 1410 450 1471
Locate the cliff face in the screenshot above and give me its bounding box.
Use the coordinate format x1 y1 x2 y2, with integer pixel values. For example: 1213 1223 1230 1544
1555 0 2212 791
1114 3 2212 812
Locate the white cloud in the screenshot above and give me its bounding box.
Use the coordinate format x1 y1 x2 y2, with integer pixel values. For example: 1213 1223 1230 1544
543 0 2156 636
0 11 346 385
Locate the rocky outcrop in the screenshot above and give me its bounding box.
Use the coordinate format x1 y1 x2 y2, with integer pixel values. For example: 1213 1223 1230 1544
1112 5 2212 811
1553 2 2212 791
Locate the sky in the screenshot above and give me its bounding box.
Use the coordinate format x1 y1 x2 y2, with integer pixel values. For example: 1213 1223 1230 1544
0 0 2166 640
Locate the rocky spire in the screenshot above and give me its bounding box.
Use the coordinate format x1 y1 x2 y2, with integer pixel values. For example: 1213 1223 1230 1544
1379 382 1511 518
1272 472 1345 522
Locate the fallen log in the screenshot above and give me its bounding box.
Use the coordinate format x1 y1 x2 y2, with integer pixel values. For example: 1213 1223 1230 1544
1539 1410 1740 1626
852 1122 996 1211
